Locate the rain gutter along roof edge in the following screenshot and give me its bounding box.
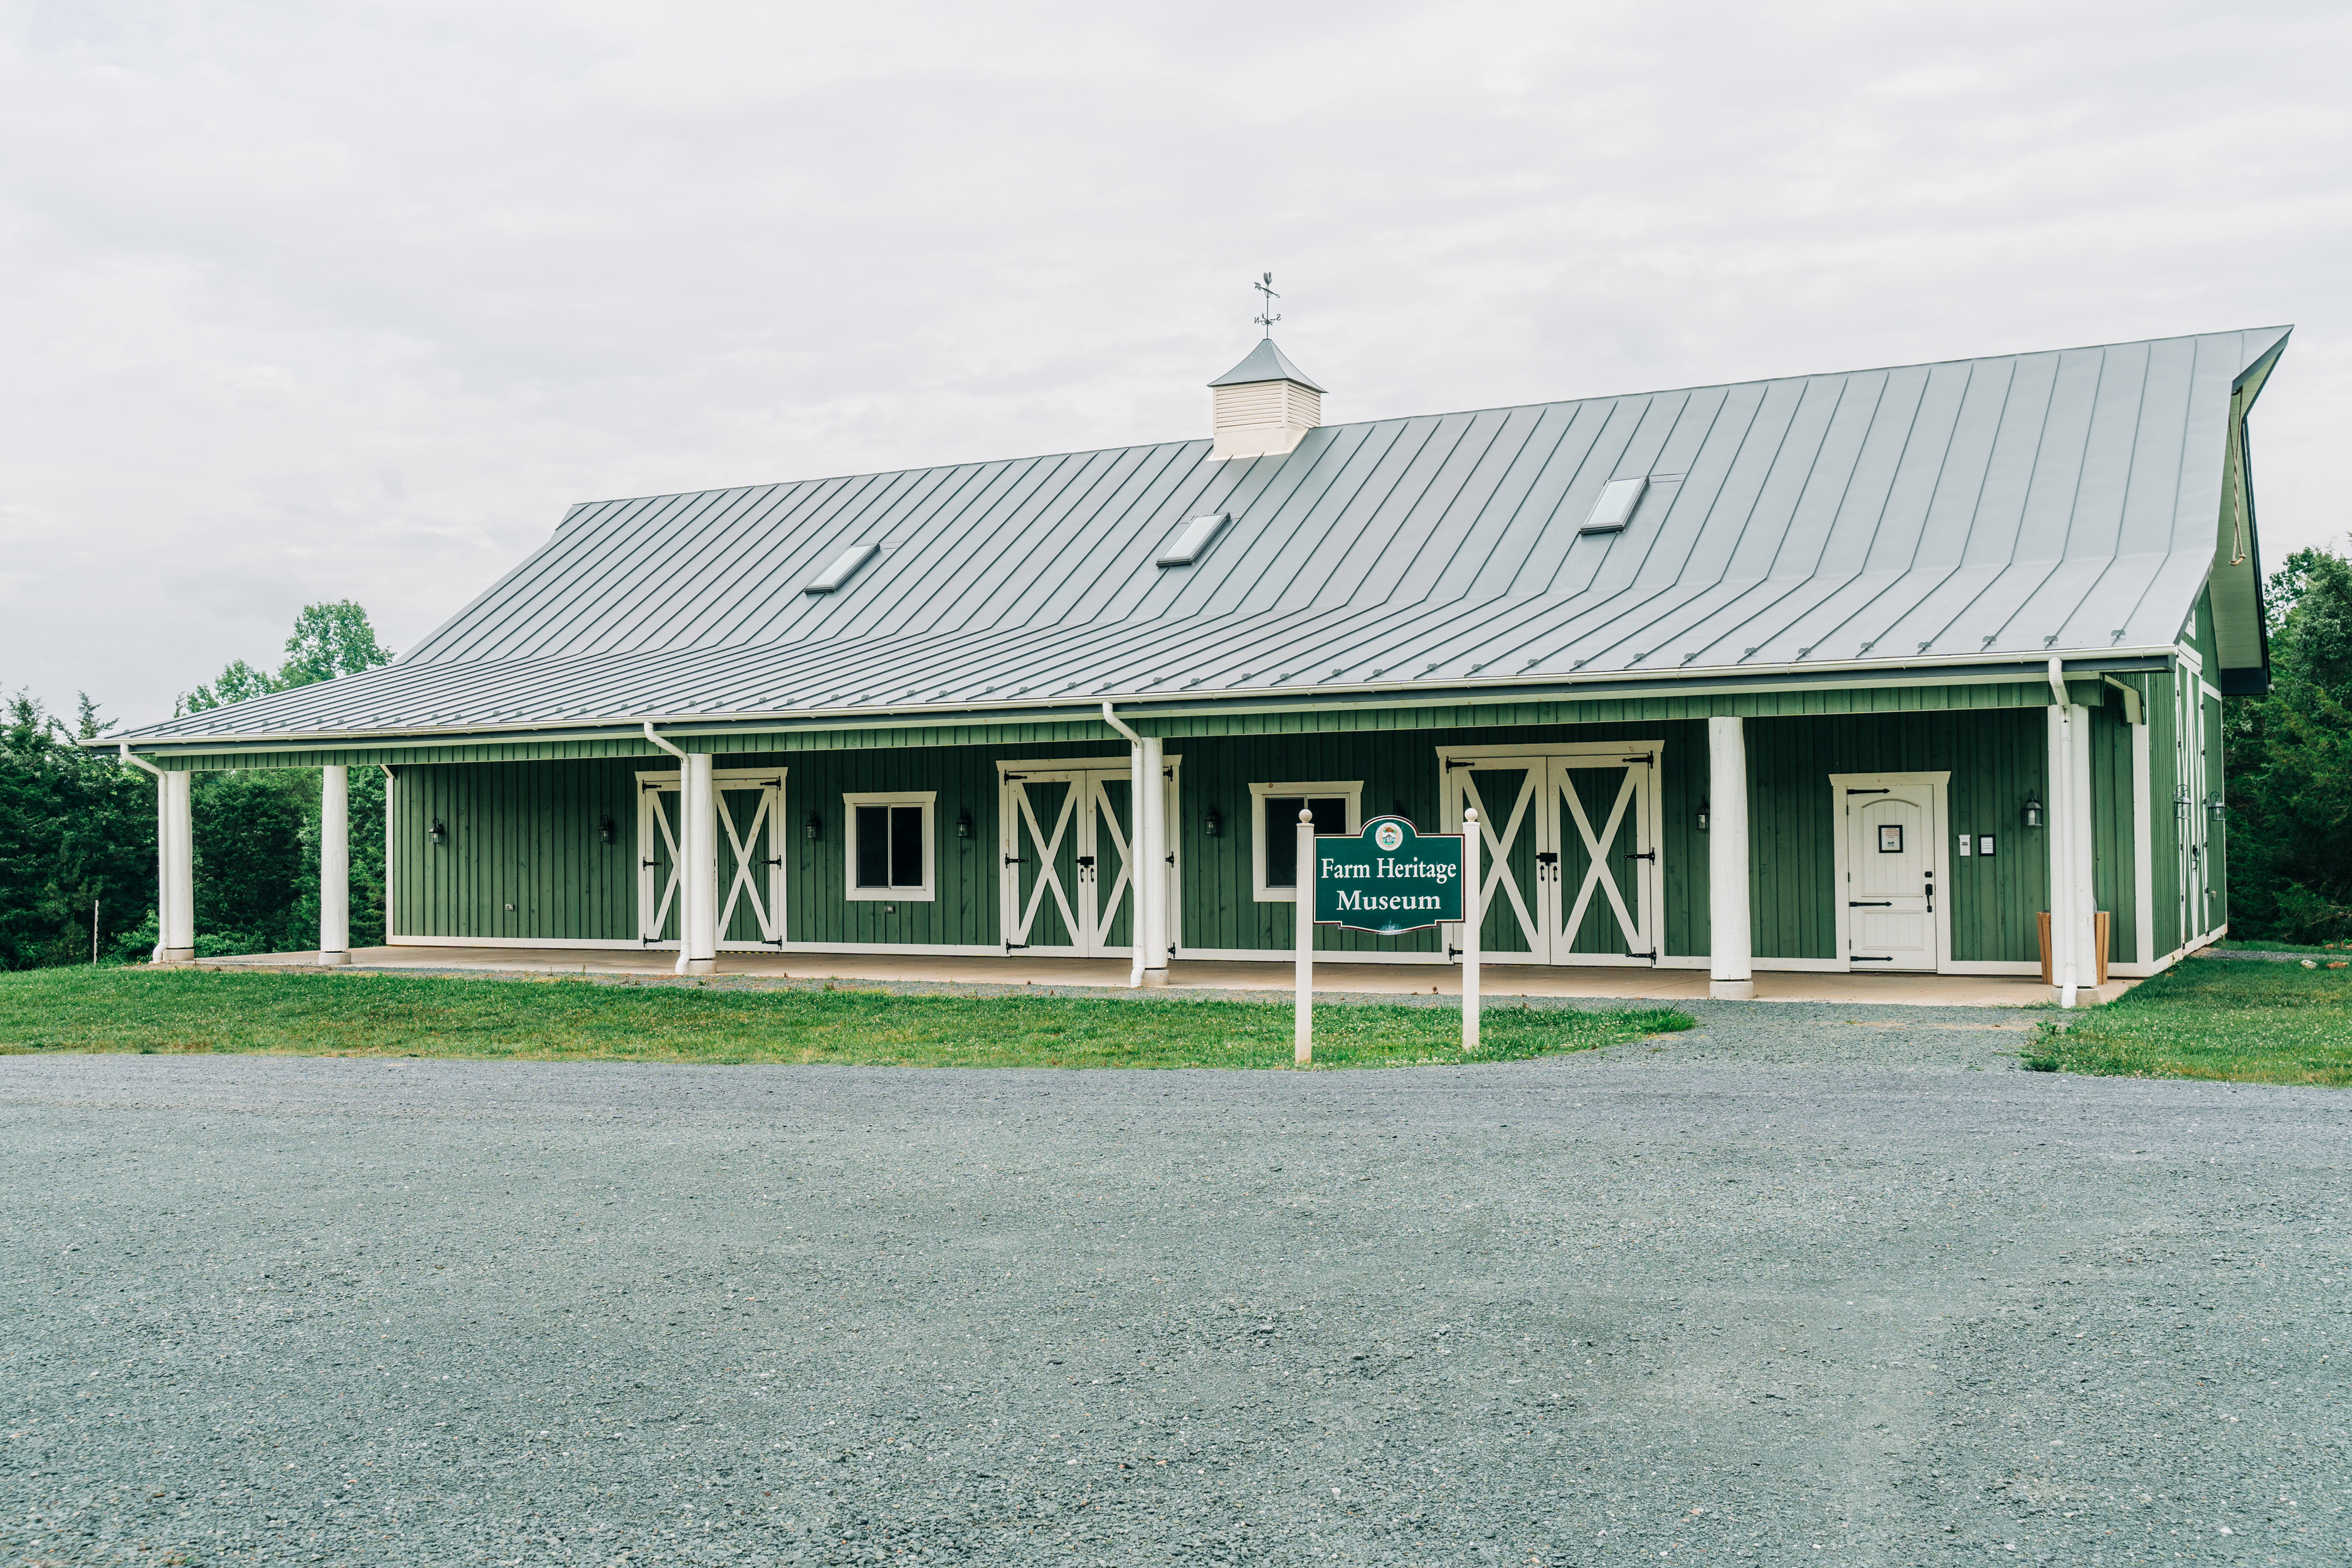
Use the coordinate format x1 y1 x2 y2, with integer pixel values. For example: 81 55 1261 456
100 650 2176 758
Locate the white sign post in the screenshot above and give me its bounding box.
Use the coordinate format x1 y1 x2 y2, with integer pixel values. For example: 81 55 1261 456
1295 806 1315 1065
1461 805 1481 1052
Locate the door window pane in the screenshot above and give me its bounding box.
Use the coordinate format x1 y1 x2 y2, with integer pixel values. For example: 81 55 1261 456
1262 796 1348 887
854 805 891 888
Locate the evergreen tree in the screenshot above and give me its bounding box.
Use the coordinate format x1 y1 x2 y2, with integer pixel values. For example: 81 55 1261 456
3 599 395 968
2225 543 2352 943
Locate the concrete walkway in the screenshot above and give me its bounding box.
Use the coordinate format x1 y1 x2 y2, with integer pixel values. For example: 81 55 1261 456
195 943 2137 1007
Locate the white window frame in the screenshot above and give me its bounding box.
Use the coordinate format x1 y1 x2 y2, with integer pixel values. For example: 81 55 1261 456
1248 780 1362 902
844 791 936 902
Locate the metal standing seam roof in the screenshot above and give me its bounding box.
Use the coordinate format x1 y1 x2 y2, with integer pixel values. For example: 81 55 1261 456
117 326 2291 747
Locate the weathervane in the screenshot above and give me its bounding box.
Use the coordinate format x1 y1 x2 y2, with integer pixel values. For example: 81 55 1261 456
1252 272 1281 337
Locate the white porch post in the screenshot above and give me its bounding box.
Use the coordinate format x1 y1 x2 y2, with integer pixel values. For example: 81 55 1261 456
161 769 194 963
1706 716 1754 1000
677 751 718 975
2070 703 2098 990
1140 736 1169 984
318 765 351 965
2131 711 2154 968
2046 699 2094 1007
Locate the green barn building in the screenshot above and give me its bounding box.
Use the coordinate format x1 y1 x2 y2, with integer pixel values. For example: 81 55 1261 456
109 326 2290 1004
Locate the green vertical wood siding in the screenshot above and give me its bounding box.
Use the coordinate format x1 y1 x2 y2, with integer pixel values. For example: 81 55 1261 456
1740 709 2052 963
2085 697 2137 967
386 704 2161 968
391 760 639 941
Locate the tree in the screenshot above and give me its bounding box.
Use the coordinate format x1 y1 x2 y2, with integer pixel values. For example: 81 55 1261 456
0 600 398 968
180 600 394 714
2225 543 2352 943
0 691 157 968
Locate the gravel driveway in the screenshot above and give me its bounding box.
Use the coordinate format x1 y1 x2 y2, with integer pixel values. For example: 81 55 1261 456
3 1002 2345 1565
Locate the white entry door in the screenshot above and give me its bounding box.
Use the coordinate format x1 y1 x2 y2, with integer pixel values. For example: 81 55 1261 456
637 768 787 950
1000 766 1135 956
1441 744 1661 965
1836 778 1941 971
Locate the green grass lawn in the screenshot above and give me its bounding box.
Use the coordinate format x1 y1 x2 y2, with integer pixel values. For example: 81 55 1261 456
2210 936 2352 956
2026 957 2352 1086
0 967 1693 1070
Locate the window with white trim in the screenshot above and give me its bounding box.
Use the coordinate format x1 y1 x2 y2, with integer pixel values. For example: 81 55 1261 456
844 792 935 901
1248 781 1360 901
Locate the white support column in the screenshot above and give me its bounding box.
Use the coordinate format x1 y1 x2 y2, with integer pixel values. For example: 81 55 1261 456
677 751 718 975
2130 707 2153 967
2070 704 2098 990
161 769 194 963
1706 715 1755 1000
1140 736 1169 984
318 765 351 965
1128 739 1147 986
2047 704 2078 1006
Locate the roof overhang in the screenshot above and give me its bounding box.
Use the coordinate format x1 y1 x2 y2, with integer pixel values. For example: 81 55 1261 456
99 649 2178 761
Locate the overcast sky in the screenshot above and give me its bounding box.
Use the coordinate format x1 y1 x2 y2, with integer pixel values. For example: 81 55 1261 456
3 0 2345 726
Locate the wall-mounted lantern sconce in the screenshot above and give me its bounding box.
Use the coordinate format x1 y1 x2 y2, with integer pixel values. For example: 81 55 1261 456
2021 794 2043 830
804 813 822 842
956 808 973 839
2175 788 2192 823
1202 807 1222 838
2207 793 2228 822
598 817 617 844
1696 797 1711 834
427 819 447 845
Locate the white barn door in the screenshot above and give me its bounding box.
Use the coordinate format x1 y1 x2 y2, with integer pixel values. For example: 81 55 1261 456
636 768 787 950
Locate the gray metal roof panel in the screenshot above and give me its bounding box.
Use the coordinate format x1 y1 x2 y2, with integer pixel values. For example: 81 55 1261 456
120 327 2292 745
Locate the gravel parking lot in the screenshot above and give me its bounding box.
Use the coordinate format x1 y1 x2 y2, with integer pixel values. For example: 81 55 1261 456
4 1000 2346 1566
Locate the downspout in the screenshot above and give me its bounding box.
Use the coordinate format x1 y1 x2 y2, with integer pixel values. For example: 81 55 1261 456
1102 702 1147 988
2047 660 2077 1009
641 719 689 762
119 745 169 963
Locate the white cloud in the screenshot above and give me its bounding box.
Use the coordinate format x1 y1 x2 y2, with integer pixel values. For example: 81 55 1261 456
2 0 2345 722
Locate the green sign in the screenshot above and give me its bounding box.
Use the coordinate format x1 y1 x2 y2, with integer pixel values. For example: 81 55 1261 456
1311 817 1464 933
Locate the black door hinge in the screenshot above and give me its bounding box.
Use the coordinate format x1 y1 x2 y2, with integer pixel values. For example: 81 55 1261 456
1848 900 1892 907
1633 850 1656 862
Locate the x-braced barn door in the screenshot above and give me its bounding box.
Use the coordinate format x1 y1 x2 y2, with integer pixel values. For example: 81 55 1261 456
636 770 787 950
1442 745 1661 965
999 766 1134 956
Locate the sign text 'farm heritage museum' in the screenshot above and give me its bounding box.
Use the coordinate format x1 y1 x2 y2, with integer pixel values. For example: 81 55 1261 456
100 324 2291 1008
1315 818 1464 935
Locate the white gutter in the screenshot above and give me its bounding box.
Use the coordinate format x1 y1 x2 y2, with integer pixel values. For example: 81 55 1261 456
640 719 689 761
2047 657 2069 710
117 743 166 780
100 648 2186 751
1101 703 1147 989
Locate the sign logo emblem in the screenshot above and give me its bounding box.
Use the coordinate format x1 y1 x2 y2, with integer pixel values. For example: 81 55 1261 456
1374 821 1404 852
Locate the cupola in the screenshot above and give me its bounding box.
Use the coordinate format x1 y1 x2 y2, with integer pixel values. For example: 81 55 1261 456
1208 339 1325 460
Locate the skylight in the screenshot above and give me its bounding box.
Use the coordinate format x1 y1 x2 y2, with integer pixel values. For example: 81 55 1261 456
1156 512 1231 567
805 544 879 593
1579 477 1648 535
